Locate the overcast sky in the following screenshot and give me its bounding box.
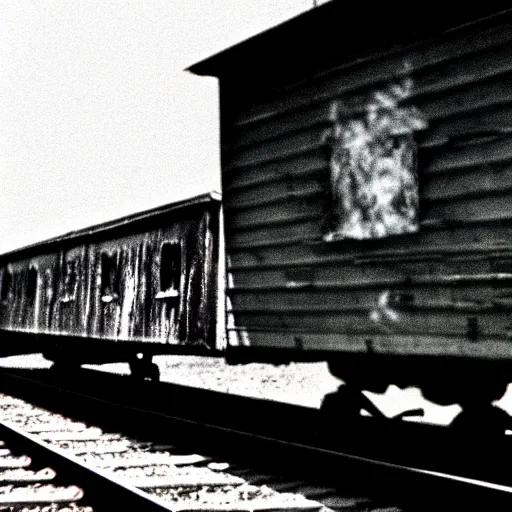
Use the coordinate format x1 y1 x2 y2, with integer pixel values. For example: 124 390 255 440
1 1 329 253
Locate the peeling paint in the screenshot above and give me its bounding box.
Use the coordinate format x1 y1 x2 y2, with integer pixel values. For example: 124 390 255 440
324 74 428 241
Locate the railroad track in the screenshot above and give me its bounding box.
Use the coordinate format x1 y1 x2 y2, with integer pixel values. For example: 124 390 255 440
0 414 171 511
0 392 385 512
5 367 511 485
0 435 86 511
0 395 327 512
0 369 511 511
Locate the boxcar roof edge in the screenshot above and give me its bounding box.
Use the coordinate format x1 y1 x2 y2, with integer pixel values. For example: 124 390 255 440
187 3 512 78
0 191 221 262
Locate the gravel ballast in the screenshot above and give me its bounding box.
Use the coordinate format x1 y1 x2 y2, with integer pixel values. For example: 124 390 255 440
0 354 474 426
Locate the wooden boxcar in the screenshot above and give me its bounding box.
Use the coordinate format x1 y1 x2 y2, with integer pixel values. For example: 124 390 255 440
0 192 223 374
189 5 512 403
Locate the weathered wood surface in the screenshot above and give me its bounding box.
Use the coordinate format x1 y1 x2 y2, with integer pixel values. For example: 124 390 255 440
219 9 512 359
0 197 220 350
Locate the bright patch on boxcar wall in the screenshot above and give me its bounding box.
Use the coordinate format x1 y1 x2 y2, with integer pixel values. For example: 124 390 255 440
324 77 428 241
369 290 400 325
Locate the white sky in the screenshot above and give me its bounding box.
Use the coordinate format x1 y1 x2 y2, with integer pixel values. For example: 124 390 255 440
1 0 329 253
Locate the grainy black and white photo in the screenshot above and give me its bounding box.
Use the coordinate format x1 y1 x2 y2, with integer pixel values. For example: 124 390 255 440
1 2 512 510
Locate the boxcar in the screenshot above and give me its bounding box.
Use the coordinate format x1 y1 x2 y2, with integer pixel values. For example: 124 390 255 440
0 192 223 377
189 5 512 405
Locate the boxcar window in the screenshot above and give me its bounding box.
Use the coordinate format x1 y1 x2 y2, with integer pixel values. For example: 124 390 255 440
27 267 37 302
101 253 119 301
160 242 181 293
61 260 77 303
1 269 12 301
324 78 427 241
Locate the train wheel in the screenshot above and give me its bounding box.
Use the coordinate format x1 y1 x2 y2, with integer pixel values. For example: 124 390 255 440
447 378 512 435
148 362 160 382
129 359 160 381
422 375 509 407
129 361 143 379
318 384 388 440
450 404 512 436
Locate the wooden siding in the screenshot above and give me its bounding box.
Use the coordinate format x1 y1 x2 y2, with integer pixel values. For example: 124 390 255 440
0 200 220 350
220 11 512 360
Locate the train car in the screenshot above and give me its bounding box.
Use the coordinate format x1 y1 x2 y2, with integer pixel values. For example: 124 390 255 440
188 5 512 414
0 192 223 379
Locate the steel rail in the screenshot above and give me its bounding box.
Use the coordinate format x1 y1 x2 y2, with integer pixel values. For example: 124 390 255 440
0 369 511 510
0 419 173 511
